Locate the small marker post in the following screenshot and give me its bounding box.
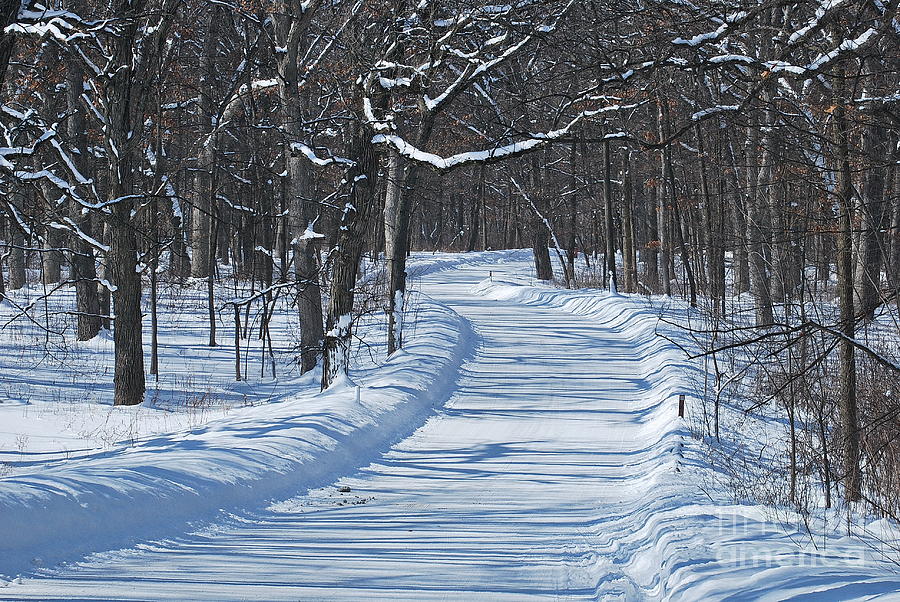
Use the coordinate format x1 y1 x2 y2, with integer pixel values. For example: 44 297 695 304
355 386 361 404
678 394 686 418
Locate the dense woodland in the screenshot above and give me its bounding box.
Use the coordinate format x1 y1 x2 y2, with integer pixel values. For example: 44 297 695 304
0 0 899 520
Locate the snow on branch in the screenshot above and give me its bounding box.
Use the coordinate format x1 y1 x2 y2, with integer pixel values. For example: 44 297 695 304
672 11 748 47
855 93 900 105
805 27 877 72
48 218 110 253
788 0 848 45
372 132 545 170
422 33 531 112
685 4 887 80
691 105 740 121
372 102 640 171
6 6 110 43
290 142 355 167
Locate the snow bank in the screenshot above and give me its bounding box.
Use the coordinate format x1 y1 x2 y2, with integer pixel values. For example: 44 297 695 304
473 278 694 476
470 278 900 599
0 296 474 580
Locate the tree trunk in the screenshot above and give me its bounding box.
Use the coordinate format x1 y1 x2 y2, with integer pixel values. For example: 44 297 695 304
190 8 219 279
149 201 159 378
321 121 378 389
748 114 774 325
621 151 636 293
644 182 660 293
479 166 487 251
566 141 578 285
66 53 102 340
657 103 672 296
206 201 218 347
835 95 861 502
108 204 145 406
455 192 464 250
102 0 171 406
465 167 481 252
889 163 900 296
294 234 324 372
72 214 102 341
42 226 62 285
0 0 19 86
697 123 720 309
604 139 617 292
670 186 697 307
724 131 751 294
8 221 25 290
384 146 425 355
529 156 553 281
854 107 889 320
531 216 553 281
662 133 696 306
274 1 325 372
98 223 111 330
714 179 727 312
384 147 407 355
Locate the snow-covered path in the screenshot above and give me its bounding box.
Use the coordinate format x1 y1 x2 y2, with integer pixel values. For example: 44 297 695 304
5 260 900 600
6 261 669 599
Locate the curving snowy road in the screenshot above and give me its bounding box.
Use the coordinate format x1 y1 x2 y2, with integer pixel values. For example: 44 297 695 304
5 259 900 600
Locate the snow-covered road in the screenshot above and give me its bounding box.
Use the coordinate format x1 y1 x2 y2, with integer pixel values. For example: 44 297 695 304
5 259 900 600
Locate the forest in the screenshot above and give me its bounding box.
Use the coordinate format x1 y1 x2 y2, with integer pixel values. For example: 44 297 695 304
1 0 899 541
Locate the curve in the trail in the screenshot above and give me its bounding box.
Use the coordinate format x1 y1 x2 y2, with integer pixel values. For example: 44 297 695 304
4 261 677 600
5 260 900 601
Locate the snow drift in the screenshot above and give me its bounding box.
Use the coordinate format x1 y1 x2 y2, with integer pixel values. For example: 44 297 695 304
0 295 473 580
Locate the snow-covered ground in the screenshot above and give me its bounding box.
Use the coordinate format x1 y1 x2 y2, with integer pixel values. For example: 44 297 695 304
2 253 899 599
0 250 529 469
0 279 306 474
0 251 525 577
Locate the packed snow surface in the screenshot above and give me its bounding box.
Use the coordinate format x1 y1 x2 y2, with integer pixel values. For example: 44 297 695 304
2 254 899 599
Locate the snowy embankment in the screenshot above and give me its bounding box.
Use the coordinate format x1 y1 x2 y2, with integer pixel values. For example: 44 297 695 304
0 253 531 581
0 296 472 579
473 278 900 599
475 276 694 455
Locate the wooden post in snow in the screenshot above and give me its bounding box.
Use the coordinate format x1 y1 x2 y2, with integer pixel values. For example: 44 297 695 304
234 305 242 382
